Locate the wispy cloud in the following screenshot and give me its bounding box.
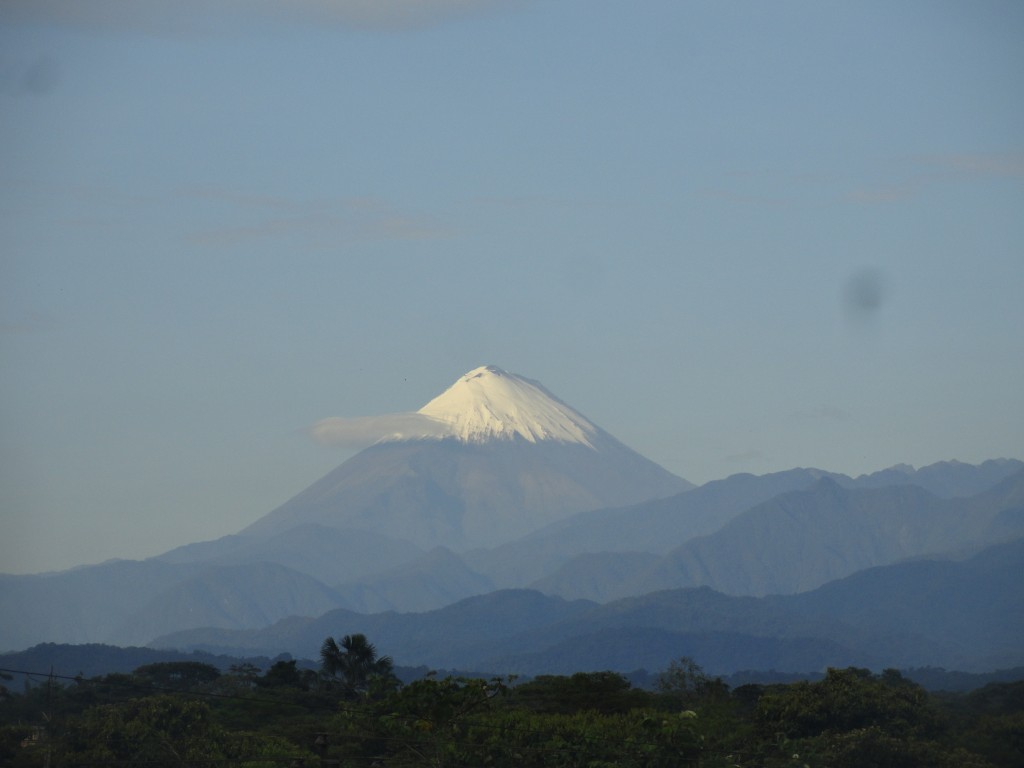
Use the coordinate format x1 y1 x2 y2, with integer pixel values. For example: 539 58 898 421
922 152 1024 178
286 0 516 29
178 185 302 212
847 151 1024 204
1 0 520 34
311 412 453 448
846 181 921 204
696 187 790 207
722 449 768 464
707 152 1024 208
0 312 58 335
786 405 850 423
184 193 456 247
691 166 844 209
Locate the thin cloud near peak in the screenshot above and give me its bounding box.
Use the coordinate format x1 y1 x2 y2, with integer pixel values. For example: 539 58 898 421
311 412 454 448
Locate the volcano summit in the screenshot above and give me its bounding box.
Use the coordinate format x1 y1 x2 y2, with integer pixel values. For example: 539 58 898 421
243 366 693 549
417 365 600 446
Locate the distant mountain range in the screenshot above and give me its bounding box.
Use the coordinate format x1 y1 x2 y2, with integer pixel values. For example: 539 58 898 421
535 469 1024 602
1 365 1021 679
150 537 1024 675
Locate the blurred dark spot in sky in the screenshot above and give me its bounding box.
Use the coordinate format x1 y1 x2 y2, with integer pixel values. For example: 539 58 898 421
843 267 885 323
21 56 59 95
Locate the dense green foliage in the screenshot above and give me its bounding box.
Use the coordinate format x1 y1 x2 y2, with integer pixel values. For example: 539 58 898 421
1 647 1021 767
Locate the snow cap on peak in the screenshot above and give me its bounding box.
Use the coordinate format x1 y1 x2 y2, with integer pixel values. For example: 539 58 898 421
417 366 599 447
460 364 509 381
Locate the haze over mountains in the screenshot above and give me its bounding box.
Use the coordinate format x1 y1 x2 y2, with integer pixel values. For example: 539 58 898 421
2 366 1021 677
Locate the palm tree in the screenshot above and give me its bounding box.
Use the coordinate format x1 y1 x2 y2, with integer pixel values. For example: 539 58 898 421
320 633 395 697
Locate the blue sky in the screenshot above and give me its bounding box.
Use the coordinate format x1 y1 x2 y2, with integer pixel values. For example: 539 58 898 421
2 0 1022 574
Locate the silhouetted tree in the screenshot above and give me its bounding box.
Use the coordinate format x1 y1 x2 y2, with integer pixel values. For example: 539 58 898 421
319 633 395 698
656 656 728 708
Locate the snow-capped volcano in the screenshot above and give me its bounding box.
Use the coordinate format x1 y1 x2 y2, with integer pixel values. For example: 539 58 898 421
244 367 693 549
416 365 598 447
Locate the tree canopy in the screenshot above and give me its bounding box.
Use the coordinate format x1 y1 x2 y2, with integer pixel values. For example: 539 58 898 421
1 641 1020 767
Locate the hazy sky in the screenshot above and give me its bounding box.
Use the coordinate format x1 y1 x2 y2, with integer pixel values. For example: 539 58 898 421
2 0 1022 574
